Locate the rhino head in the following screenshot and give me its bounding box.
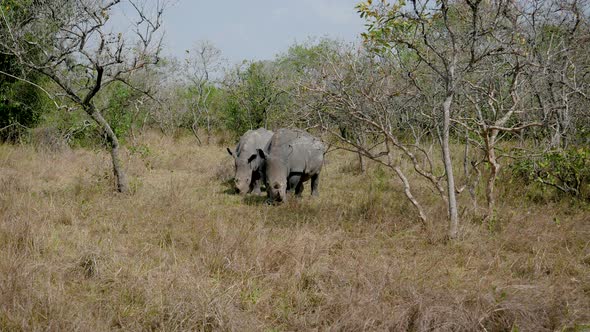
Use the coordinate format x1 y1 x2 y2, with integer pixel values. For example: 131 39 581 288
257 149 288 203
227 148 260 194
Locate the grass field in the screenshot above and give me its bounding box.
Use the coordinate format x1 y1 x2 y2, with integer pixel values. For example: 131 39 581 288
1 131 589 331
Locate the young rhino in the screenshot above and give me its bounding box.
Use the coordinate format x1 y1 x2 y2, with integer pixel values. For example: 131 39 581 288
227 128 273 194
257 128 326 203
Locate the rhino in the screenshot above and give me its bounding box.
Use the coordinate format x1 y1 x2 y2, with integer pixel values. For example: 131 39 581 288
227 128 274 194
256 128 326 203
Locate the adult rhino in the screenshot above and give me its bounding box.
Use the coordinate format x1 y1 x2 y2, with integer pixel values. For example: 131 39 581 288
227 128 273 194
257 128 326 203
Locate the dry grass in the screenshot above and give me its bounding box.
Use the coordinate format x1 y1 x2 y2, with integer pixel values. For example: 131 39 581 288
0 131 589 331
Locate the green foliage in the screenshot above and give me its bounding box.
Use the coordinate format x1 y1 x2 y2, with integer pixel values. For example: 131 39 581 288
356 0 416 55
40 104 100 148
278 38 341 75
218 61 286 137
240 62 277 127
37 81 145 149
179 38 346 140
103 83 136 141
0 0 59 141
573 126 590 145
511 148 590 201
1 0 35 18
182 82 220 130
0 54 45 142
217 91 250 138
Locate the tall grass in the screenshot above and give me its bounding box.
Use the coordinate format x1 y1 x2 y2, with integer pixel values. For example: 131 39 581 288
0 131 588 331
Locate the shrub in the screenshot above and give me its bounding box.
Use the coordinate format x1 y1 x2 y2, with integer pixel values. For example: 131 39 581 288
511 148 590 201
103 82 141 142
0 55 46 142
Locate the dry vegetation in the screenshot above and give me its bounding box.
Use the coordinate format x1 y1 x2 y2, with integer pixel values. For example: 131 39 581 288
1 132 589 331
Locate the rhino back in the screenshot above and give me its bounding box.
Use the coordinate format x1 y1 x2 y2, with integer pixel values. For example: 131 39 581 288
267 129 325 174
290 136 325 174
237 128 273 160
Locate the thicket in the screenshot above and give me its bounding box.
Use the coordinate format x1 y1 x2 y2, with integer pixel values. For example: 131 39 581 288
0 55 45 142
512 148 590 201
0 0 48 142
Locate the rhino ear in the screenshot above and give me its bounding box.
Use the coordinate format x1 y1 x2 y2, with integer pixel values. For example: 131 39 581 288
226 148 234 157
257 149 266 160
247 153 258 163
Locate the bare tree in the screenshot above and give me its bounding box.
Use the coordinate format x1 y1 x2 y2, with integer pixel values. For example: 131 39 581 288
461 62 543 220
451 0 590 219
0 0 166 193
519 0 590 149
302 47 444 225
140 58 190 136
447 1 545 220
357 0 468 238
184 41 223 144
354 0 588 235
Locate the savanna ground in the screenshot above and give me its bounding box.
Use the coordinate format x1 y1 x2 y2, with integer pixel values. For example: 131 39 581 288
1 131 589 331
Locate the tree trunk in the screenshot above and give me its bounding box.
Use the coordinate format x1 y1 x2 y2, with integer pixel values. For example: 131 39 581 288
394 166 427 224
463 128 479 209
206 112 211 145
442 93 459 239
191 121 203 146
551 120 562 149
484 130 500 222
358 152 366 174
356 136 366 174
86 104 129 193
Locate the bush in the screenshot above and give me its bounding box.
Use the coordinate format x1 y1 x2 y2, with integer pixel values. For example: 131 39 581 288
103 82 141 142
217 92 250 139
0 55 45 142
511 148 590 201
30 126 67 151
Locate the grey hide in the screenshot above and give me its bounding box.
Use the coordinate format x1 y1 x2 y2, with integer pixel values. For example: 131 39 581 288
257 128 326 203
227 128 273 194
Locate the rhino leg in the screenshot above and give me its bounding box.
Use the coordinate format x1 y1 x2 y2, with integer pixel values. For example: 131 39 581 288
295 180 305 196
286 181 293 192
311 174 320 197
288 174 304 196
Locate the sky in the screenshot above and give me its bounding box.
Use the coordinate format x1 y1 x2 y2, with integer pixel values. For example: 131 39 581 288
159 0 366 63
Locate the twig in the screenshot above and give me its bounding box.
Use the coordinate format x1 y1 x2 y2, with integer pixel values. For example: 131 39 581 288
0 70 66 111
